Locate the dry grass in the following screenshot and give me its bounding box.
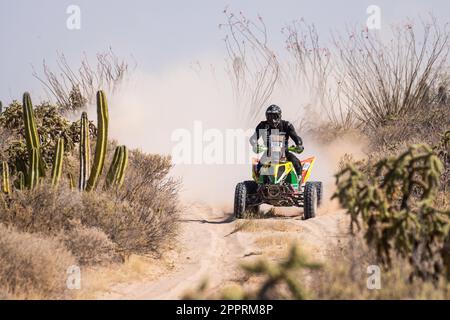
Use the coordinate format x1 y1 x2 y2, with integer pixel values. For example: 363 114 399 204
254 234 298 248
312 236 450 299
58 224 121 266
367 104 450 153
233 220 303 233
0 224 76 299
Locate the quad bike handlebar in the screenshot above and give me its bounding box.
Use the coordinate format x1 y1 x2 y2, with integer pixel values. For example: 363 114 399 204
254 145 304 154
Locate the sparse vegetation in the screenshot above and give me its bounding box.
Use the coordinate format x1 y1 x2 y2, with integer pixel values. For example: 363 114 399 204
214 11 450 300
32 49 130 112
0 224 76 299
334 143 450 281
183 244 321 300
0 90 179 299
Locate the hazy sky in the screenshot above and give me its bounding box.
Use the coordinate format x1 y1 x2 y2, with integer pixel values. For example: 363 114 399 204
1 0 449 102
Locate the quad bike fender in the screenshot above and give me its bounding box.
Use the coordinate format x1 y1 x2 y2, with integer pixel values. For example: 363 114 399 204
251 158 295 184
300 157 316 184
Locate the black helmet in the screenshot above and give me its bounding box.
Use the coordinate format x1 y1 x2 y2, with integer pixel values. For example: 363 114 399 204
265 104 282 127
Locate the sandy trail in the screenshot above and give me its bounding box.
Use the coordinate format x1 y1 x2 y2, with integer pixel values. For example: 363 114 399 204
98 201 348 300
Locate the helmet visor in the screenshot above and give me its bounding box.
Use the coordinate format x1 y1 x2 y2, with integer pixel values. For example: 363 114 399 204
267 113 281 123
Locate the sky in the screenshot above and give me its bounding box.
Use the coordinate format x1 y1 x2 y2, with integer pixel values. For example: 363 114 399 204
1 0 449 102
1 0 449 202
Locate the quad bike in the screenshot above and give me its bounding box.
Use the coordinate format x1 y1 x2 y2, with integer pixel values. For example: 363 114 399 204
234 140 323 220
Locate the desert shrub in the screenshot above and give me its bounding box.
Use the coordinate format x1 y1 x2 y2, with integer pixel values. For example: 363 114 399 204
117 149 180 247
80 191 177 255
334 143 450 281
332 19 450 130
0 101 95 175
0 224 75 299
0 186 82 233
0 127 14 159
313 235 450 299
367 105 450 153
0 150 179 257
58 223 120 266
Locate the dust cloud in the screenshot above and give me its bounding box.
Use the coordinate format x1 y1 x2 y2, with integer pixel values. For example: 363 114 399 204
104 60 367 208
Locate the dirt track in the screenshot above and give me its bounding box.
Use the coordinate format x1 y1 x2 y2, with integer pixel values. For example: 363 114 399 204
99 201 349 300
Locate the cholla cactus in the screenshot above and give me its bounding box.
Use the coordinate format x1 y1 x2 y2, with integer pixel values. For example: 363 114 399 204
241 244 321 299
334 144 450 281
434 130 450 190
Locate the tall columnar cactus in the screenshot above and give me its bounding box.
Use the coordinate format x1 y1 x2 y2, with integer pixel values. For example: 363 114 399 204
105 145 128 188
0 100 3 114
67 173 75 190
79 112 91 190
23 93 40 152
51 138 64 187
105 146 121 188
116 146 128 187
29 148 40 189
86 91 108 191
23 92 45 177
1 161 10 195
17 171 25 191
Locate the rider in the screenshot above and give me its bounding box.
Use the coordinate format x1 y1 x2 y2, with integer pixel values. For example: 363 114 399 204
249 105 304 176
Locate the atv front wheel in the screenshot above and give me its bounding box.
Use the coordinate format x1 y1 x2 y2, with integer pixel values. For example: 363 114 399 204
303 182 318 219
234 181 259 219
234 182 247 219
310 181 323 207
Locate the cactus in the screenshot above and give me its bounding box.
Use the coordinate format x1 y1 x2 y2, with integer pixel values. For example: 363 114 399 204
86 91 108 191
23 93 40 152
1 161 10 195
116 146 128 187
0 100 3 114
78 112 91 190
105 145 128 188
67 173 75 190
22 92 45 178
29 148 41 189
105 146 120 188
51 138 64 187
16 171 25 191
333 144 450 281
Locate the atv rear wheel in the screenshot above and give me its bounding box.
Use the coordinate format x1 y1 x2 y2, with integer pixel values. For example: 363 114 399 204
303 182 318 219
310 181 323 207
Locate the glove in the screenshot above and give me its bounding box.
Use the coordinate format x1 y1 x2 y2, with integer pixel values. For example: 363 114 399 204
290 145 304 153
252 144 263 153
